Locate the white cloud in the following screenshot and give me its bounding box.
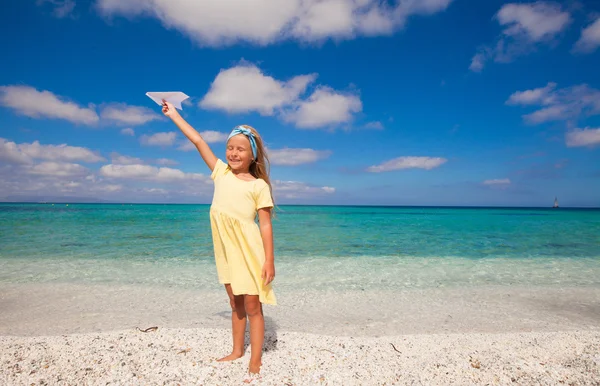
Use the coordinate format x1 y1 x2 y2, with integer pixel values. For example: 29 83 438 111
200 130 229 143
566 127 600 148
200 63 316 115
507 83 600 124
273 180 335 199
283 87 362 128
28 161 89 177
37 0 76 18
367 156 447 172
100 164 208 183
364 121 384 130
140 132 178 146
0 85 99 125
176 131 227 152
96 0 453 47
497 2 571 41
199 63 362 128
120 128 135 136
178 141 196 152
523 105 570 124
0 144 213 202
0 138 104 164
469 51 487 72
268 148 331 166
19 141 105 163
155 158 178 166
100 104 161 126
573 16 600 54
110 152 145 165
0 138 34 164
470 2 571 72
506 82 556 105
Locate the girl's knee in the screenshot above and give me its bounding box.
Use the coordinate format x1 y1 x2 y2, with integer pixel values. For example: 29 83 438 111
231 295 245 311
244 296 262 316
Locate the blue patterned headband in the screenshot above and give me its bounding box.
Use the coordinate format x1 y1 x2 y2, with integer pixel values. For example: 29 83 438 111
227 125 257 160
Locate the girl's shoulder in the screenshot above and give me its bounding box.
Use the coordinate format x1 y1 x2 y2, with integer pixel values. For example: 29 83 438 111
254 178 268 187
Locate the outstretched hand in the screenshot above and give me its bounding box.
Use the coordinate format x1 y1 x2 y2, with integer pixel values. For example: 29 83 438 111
161 100 179 118
262 261 275 286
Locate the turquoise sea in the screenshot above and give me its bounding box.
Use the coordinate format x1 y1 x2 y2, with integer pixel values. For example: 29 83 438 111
1 203 600 291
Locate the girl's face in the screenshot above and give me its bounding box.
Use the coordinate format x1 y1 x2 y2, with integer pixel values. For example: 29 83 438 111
226 134 254 172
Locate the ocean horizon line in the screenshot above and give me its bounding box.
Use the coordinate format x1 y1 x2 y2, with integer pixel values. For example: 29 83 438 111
2 201 599 210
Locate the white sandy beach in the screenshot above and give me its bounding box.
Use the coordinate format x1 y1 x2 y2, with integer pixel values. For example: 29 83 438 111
2 328 599 385
1 283 600 384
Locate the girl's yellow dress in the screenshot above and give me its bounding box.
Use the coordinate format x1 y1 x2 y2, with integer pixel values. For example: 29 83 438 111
209 159 276 305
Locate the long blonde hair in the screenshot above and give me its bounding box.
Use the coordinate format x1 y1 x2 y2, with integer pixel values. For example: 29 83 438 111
240 125 275 217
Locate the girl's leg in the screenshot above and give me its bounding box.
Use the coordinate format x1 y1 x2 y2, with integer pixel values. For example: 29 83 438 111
217 284 246 361
244 295 264 374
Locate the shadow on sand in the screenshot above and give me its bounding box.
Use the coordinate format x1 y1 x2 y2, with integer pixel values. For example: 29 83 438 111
214 311 279 353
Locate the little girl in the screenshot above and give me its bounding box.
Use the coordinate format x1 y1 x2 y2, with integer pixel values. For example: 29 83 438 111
162 100 276 378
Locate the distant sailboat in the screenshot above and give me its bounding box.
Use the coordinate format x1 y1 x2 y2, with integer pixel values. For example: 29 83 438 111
553 197 559 208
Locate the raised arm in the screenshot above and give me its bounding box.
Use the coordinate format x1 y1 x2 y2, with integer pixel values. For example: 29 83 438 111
162 101 218 171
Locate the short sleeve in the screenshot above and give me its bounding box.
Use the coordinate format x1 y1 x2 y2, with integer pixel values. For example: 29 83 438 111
255 181 274 209
210 159 228 180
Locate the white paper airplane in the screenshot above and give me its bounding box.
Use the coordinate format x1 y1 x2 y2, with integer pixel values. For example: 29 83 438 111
146 92 190 110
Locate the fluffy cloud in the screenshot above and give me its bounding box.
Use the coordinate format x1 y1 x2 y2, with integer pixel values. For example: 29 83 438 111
96 0 453 47
120 128 135 136
140 132 178 146
273 180 335 199
282 87 362 128
0 140 215 203
506 82 557 105
177 142 196 152
200 63 362 128
19 141 105 163
573 16 600 54
110 152 144 165
0 138 35 164
155 158 178 166
566 127 600 148
0 86 161 127
200 130 230 144
100 164 207 183
507 82 600 124
470 2 571 72
267 148 331 166
0 86 99 125
178 131 229 151
100 104 161 126
28 161 90 177
200 64 316 115
367 156 447 172
0 138 105 164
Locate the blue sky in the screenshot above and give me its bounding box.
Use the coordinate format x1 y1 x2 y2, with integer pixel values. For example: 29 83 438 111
1 0 599 207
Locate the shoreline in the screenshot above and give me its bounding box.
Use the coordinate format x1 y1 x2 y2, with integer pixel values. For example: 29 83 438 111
2 282 600 337
2 282 599 384
2 327 599 385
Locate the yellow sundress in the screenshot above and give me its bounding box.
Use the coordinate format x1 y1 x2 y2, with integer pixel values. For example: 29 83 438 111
209 159 276 305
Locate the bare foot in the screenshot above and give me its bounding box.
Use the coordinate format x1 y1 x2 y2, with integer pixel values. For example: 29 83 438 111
216 352 243 362
243 362 262 383
248 360 262 374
